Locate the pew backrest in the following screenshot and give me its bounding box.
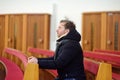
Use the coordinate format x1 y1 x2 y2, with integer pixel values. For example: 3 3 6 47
94 49 120 55
84 51 120 67
28 48 54 57
84 58 99 75
3 48 28 68
2 48 28 72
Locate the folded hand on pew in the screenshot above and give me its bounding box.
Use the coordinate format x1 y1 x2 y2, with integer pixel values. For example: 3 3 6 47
28 56 38 64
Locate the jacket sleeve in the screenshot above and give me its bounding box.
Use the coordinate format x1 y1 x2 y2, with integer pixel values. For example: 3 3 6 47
38 41 80 69
38 56 57 69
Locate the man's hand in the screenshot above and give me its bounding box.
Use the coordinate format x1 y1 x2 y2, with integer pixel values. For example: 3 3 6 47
28 56 38 64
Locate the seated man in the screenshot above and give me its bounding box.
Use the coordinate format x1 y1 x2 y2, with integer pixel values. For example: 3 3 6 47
28 20 86 80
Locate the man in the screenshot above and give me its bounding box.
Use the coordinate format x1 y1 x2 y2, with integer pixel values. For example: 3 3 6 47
28 20 86 80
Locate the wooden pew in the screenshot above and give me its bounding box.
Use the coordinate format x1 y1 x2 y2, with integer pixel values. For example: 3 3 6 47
94 49 120 55
84 58 112 80
84 51 120 80
84 58 120 80
3 48 28 71
28 47 57 79
84 58 99 80
2 48 57 80
0 57 23 80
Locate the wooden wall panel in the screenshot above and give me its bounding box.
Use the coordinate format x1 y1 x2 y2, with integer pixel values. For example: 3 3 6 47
8 15 23 51
82 14 92 51
26 14 50 50
92 14 101 50
117 13 120 50
106 13 114 50
82 13 101 51
0 13 50 55
106 13 120 51
113 13 120 50
36 15 44 49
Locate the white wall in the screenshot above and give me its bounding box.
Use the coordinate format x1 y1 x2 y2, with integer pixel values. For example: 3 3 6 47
0 0 120 50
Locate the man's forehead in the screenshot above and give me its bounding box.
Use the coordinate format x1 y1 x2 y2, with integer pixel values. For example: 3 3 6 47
59 22 66 26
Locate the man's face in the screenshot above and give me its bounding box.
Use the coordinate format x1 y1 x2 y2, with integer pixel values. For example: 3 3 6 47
56 22 67 38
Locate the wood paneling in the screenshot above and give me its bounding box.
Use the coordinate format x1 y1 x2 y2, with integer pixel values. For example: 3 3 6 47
0 14 50 55
82 12 120 51
26 14 50 51
8 15 23 50
106 12 120 51
82 13 101 51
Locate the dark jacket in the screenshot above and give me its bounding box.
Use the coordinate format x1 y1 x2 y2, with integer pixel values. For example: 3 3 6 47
38 29 86 80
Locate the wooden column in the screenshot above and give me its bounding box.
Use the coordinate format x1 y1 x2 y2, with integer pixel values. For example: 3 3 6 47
22 14 27 53
44 14 50 50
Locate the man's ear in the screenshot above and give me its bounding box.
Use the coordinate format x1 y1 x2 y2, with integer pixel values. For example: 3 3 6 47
65 29 70 34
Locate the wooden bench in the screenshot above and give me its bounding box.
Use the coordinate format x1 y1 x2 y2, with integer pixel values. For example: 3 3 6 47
84 58 113 80
3 48 28 71
28 48 57 79
84 58 99 75
84 58 120 80
0 57 23 80
84 51 120 80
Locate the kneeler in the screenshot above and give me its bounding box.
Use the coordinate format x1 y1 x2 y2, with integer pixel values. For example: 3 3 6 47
96 62 112 80
23 63 39 80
